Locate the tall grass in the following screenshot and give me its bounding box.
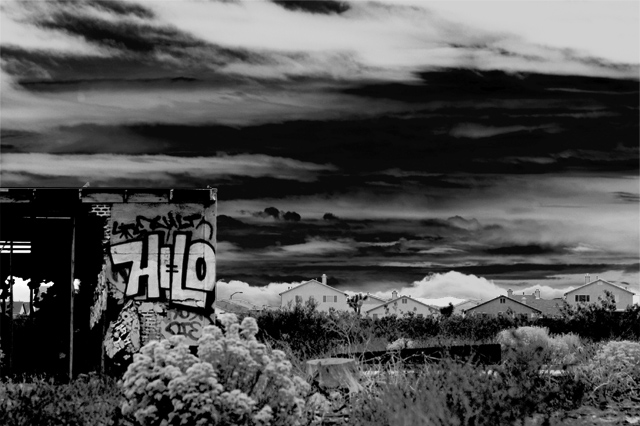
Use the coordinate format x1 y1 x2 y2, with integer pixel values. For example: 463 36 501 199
0 373 123 426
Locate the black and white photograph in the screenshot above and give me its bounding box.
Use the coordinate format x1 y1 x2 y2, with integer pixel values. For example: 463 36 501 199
1 1 639 424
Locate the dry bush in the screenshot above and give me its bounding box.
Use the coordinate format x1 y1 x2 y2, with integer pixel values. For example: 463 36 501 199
577 340 640 403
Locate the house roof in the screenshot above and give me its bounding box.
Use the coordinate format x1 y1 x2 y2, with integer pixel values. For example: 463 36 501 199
365 294 387 303
466 295 542 314
564 279 635 296
278 279 348 296
512 295 563 316
365 295 439 313
454 299 482 308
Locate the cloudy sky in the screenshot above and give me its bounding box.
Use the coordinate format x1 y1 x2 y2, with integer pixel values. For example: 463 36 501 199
1 0 638 305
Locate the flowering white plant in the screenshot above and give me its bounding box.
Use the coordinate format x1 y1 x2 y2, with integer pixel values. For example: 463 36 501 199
121 313 313 426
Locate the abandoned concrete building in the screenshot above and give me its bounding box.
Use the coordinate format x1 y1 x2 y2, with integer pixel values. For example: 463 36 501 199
0 187 217 378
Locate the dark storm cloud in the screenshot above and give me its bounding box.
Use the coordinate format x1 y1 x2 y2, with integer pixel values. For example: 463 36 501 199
89 0 156 19
1 45 227 83
10 73 630 176
323 213 340 222
449 123 561 139
271 1 350 15
23 2 251 63
217 261 640 289
484 245 561 256
251 207 302 222
344 69 639 103
36 10 203 53
216 214 447 252
1 1 271 87
614 192 640 203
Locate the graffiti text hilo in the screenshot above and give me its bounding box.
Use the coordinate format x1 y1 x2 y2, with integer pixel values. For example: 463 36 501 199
110 231 216 308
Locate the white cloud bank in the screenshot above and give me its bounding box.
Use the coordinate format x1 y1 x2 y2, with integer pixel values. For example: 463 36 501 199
371 271 579 303
374 271 504 301
144 0 638 79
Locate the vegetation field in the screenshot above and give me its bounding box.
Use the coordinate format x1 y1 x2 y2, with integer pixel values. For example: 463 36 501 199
0 294 638 426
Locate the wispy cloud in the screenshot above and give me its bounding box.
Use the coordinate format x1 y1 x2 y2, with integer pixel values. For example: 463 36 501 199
278 238 357 256
450 123 560 139
1 69 417 130
0 152 336 184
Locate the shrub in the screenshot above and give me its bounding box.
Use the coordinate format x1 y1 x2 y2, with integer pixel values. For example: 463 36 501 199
253 301 375 360
0 374 122 426
548 333 584 365
386 338 415 351
556 291 640 341
578 340 640 403
498 326 585 366
497 326 551 350
121 313 317 426
351 352 587 426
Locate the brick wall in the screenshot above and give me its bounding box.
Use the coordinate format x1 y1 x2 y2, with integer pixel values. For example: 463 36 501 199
137 302 165 345
88 204 112 246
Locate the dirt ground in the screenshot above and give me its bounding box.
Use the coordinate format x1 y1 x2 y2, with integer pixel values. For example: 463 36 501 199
527 401 640 426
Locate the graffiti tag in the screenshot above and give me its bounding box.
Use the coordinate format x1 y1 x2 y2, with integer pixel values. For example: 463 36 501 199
161 310 207 343
109 231 215 308
112 213 213 242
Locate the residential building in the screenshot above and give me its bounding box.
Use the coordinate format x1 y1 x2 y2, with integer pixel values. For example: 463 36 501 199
507 289 563 317
452 299 482 315
279 275 349 312
361 293 388 310
365 291 440 319
564 275 635 311
465 295 542 319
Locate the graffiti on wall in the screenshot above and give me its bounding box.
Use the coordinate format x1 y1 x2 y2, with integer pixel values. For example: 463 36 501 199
161 309 207 343
107 203 216 310
104 300 141 360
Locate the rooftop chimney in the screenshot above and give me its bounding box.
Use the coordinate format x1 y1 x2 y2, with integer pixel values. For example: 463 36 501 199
392 290 398 299
322 274 327 285
585 273 590 284
534 289 541 300
507 289 513 298
521 296 527 305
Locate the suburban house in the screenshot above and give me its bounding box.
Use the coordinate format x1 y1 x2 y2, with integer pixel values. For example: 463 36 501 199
360 293 388 310
280 275 350 312
365 291 440 319
507 289 564 317
452 299 482 315
465 295 543 319
564 275 635 311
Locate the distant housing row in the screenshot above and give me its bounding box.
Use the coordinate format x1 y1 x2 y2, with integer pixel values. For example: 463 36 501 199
216 273 636 318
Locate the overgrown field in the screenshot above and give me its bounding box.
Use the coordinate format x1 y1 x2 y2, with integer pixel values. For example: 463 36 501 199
1 294 638 426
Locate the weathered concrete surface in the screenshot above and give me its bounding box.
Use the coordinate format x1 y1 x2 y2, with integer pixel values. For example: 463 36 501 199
101 201 216 361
